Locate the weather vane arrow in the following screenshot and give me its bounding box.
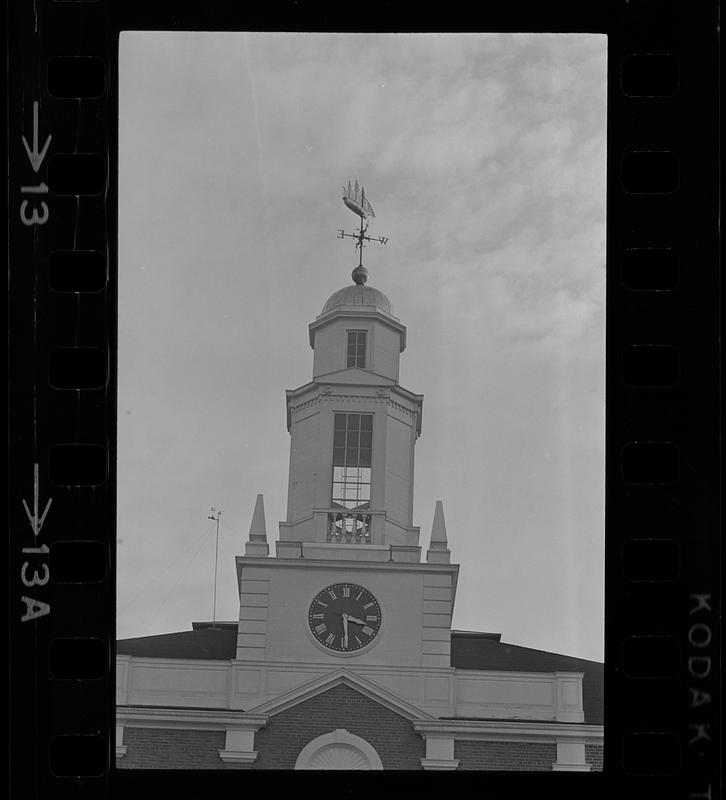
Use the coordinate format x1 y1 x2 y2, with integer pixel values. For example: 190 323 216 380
22 463 53 537
22 101 52 173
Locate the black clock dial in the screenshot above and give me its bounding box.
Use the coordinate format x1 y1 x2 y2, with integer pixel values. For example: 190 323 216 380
308 583 382 652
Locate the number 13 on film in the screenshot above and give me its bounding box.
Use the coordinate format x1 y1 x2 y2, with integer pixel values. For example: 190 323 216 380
20 100 52 227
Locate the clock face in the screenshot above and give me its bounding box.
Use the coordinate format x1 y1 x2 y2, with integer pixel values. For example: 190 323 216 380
308 583 382 653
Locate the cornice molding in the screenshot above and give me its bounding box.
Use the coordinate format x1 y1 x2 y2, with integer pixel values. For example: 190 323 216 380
288 396 321 416
413 719 603 744
388 398 416 418
309 309 407 352
236 555 459 578
231 660 456 677
117 705 268 732
286 388 422 436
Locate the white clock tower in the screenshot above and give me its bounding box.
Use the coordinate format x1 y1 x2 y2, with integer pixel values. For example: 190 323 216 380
116 188 602 771
236 260 459 682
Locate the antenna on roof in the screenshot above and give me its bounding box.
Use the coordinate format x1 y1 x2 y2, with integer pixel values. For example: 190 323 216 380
207 507 223 628
338 180 388 285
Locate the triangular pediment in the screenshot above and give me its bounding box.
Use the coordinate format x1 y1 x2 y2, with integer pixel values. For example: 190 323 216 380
246 667 435 722
315 368 396 386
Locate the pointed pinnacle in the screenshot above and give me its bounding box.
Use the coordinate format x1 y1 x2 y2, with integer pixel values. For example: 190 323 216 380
248 494 267 542
429 500 448 548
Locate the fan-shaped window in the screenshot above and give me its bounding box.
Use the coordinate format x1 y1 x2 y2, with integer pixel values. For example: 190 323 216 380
295 729 383 770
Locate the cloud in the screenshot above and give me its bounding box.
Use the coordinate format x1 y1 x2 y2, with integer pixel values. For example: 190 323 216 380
118 32 606 659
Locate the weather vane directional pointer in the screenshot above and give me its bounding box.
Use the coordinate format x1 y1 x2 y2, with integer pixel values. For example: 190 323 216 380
338 180 388 284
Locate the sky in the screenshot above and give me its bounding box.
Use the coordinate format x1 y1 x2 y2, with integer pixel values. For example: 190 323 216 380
117 32 607 662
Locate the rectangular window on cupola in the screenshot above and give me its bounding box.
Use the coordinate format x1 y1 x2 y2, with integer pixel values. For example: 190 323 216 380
346 330 367 368
331 413 372 509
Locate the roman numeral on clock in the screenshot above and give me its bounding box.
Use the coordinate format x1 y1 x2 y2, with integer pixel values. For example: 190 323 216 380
310 585 381 652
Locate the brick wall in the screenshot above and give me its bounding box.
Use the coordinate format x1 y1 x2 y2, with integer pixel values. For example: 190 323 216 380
455 741 557 770
118 728 225 769
250 684 424 769
117 703 601 772
585 743 603 771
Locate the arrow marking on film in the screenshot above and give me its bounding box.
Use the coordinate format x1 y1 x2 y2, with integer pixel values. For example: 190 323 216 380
22 101 52 173
22 463 53 537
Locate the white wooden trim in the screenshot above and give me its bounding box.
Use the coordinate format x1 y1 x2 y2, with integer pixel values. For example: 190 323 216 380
117 706 268 731
553 738 591 771
421 758 460 770
414 719 603 745
421 736 459 770
115 724 127 759
248 666 436 722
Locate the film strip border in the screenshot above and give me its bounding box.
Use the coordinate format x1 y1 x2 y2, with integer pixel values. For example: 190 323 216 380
607 5 719 799
7 2 720 798
9 0 115 797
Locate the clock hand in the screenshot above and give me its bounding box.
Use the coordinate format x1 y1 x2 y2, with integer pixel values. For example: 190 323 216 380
346 615 366 626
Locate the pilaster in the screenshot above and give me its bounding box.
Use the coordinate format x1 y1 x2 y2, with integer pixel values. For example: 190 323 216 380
553 739 591 771
420 736 459 770
422 572 454 667
554 671 585 722
115 725 127 759
219 722 267 765
236 566 270 661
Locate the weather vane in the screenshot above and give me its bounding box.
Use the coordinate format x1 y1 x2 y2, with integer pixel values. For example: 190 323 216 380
338 180 388 284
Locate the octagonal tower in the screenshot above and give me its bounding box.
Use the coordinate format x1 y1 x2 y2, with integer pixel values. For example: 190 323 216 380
278 276 424 562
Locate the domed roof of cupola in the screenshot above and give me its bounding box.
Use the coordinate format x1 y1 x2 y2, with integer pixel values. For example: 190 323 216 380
321 284 394 317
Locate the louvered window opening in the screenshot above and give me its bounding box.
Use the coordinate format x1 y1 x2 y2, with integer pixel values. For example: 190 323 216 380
331 412 372 513
346 330 367 368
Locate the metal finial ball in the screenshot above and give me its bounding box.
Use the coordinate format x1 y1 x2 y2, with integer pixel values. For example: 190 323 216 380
352 265 368 285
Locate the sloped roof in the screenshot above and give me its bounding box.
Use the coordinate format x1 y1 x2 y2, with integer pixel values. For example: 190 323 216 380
117 623 237 660
116 623 603 724
450 632 603 725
